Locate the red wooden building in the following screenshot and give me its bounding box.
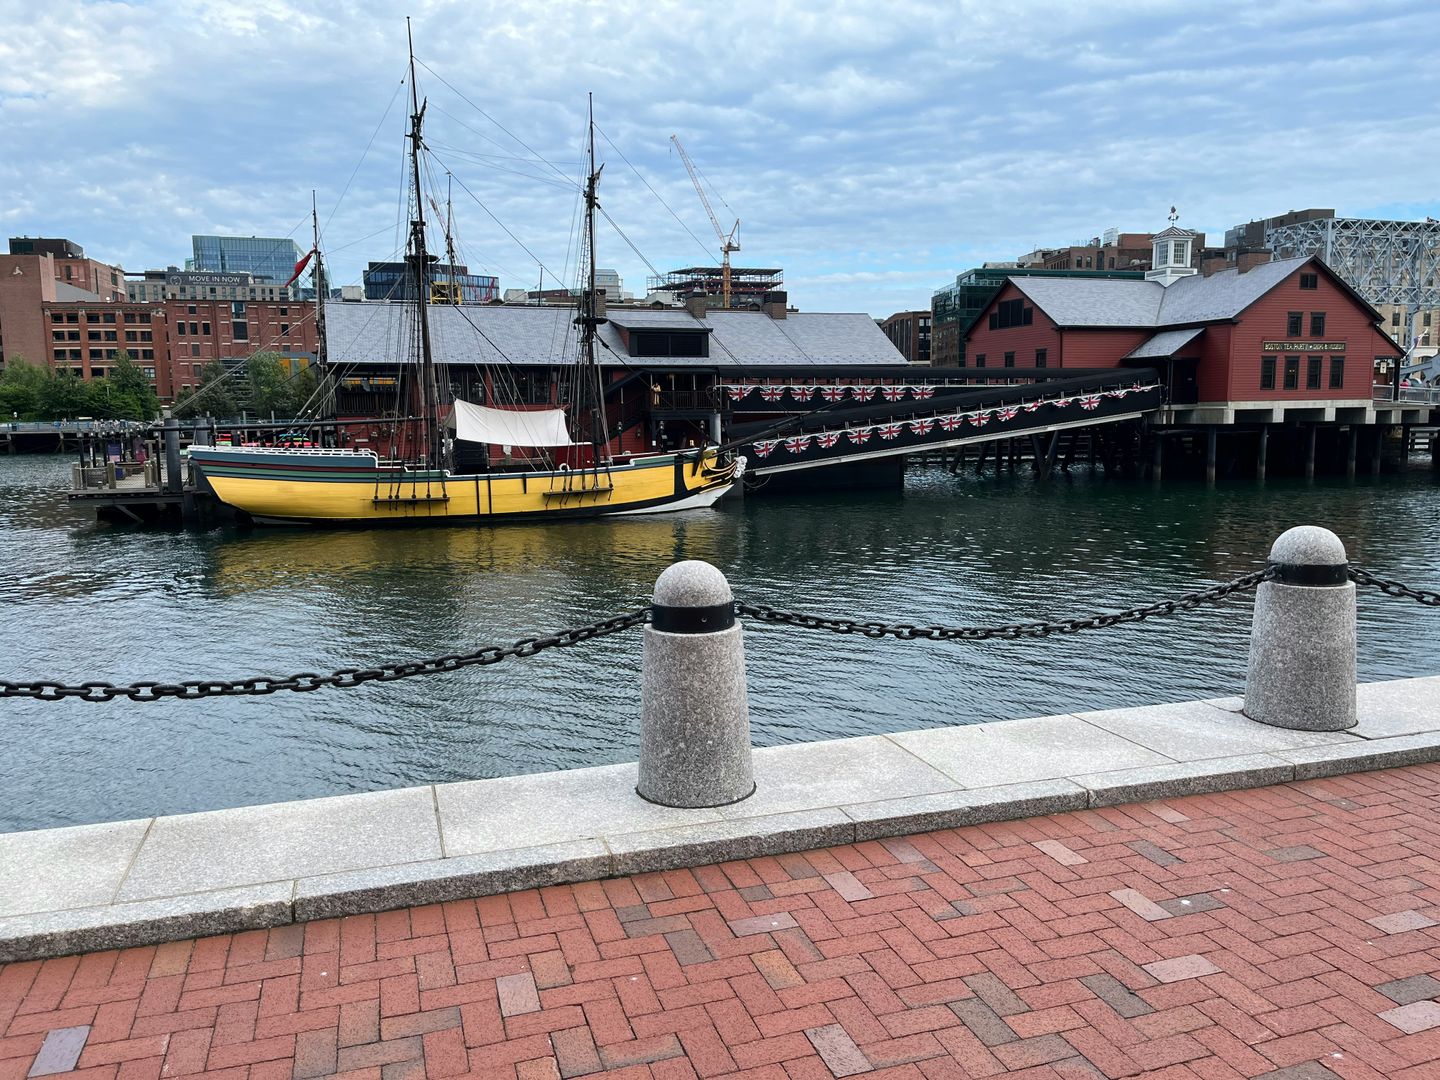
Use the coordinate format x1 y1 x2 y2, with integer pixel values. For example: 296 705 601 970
964 230 1403 422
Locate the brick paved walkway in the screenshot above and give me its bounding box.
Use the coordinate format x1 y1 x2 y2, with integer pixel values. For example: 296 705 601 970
5 766 1440 1080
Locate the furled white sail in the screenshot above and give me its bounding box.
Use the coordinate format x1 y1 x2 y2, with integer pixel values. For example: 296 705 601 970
452 399 579 447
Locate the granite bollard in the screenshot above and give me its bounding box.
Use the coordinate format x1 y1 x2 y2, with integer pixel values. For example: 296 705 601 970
636 560 755 808
1244 525 1357 731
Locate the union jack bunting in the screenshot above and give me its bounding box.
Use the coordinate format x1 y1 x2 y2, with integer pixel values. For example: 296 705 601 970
1052 397 1072 408
1079 395 1101 411
725 385 754 401
758 386 785 402
911 385 935 400
850 386 877 402
820 386 847 403
877 422 903 440
846 427 873 444
968 411 991 427
880 386 906 402
1023 400 1043 412
784 434 812 453
938 414 965 432
788 385 815 401
751 440 778 458
908 418 936 436
997 406 1019 422
1105 388 1127 399
815 431 842 448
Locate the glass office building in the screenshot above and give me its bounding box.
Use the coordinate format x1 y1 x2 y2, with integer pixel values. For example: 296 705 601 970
362 260 499 303
190 236 305 298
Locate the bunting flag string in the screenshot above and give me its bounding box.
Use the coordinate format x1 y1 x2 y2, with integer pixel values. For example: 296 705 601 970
742 383 1160 459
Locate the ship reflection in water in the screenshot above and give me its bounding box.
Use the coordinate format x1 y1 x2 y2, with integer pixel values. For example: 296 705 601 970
0 453 1437 832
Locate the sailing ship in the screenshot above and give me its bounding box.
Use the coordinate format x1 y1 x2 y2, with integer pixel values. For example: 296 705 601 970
189 29 738 525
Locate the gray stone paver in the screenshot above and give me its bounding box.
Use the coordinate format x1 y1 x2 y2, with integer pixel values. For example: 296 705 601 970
0 818 149 918
887 712 1174 787
1075 699 1362 759
116 786 441 901
715 734 956 819
0 674 1438 961
436 761 722 857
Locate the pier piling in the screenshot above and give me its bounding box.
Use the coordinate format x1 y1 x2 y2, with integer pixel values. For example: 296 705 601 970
1243 526 1357 732
637 560 754 808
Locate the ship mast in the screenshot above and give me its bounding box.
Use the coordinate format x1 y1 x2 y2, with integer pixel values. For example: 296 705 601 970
405 18 442 469
580 94 609 463
310 190 334 424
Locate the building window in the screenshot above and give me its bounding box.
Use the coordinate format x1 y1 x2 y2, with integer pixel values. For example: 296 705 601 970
1392 310 1400 326
1035 348 1047 368
66 313 78 323
1286 312 1302 337
88 330 101 341
280 323 289 336
1003 351 1015 367
279 307 288 316
202 321 211 335
1329 357 1344 389
191 344 200 357
176 323 185 336
975 354 986 368
1300 272 1318 290
102 313 115 324
52 331 66 342
1426 312 1433 327
89 349 102 361
140 313 150 324
1306 356 1321 389
188 304 197 314
1283 356 1299 390
51 313 63 324
1261 356 1276 390
53 350 66 362
124 313 136 324
67 331 80 341
1310 312 1325 337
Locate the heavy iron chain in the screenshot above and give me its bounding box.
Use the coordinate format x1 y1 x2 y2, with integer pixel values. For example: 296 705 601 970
1349 567 1440 607
736 568 1277 641
4 565 1434 703
0 609 650 703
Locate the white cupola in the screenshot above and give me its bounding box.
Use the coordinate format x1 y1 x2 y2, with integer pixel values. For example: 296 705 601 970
1145 207 1198 288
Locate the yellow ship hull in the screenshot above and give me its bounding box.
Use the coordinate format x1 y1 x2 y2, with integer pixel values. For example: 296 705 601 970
189 447 737 525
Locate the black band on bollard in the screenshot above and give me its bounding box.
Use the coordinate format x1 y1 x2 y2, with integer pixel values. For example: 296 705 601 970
650 601 736 634
1267 560 1350 586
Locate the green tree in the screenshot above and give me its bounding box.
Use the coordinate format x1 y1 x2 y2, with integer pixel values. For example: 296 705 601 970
87 351 159 421
175 361 240 419
38 371 89 420
245 352 291 417
286 363 319 417
0 357 51 421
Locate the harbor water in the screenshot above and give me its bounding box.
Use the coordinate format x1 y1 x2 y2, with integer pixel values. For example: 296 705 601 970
1 453 1437 833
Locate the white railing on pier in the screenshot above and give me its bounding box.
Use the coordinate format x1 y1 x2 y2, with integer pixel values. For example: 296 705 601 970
1373 383 1440 405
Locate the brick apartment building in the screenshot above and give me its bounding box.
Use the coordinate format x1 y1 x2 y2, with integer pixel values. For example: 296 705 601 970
880 310 932 364
0 238 127 371
162 297 317 395
40 301 169 394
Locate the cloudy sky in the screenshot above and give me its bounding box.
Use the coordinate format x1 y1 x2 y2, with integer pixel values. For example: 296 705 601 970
2 0 1437 316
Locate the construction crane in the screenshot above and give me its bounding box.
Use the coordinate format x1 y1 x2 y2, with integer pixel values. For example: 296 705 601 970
670 134 740 308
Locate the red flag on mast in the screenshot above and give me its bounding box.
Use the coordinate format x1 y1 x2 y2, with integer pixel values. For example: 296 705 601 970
282 248 315 289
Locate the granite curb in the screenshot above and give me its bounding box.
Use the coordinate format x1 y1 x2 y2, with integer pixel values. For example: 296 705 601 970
2 678 1439 962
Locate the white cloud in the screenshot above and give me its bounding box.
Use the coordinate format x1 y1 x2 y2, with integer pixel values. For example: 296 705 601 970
0 0 1436 316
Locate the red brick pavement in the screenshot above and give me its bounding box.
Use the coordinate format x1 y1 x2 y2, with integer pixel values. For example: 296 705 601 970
6 765 1440 1080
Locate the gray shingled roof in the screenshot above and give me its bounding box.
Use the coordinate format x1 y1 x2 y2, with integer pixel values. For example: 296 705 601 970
323 302 905 367
1154 257 1306 324
1006 256 1312 330
1125 327 1205 359
1008 277 1164 327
